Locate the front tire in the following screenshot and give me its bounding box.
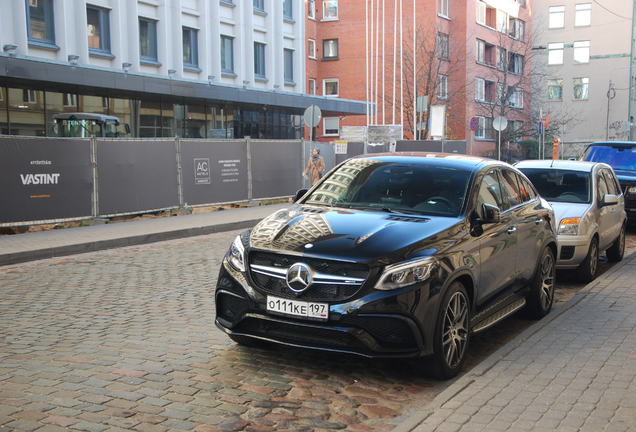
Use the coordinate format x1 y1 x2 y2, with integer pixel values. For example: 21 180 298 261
578 237 599 283
526 247 555 320
606 225 626 262
431 281 470 379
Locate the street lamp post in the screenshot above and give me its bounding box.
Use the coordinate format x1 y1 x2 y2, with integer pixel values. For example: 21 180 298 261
606 80 616 140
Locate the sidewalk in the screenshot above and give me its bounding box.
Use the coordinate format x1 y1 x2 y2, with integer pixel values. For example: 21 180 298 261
0 203 288 266
397 253 636 432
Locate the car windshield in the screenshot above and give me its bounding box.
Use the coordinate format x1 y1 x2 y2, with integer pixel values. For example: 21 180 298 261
304 160 471 217
583 145 636 172
520 168 591 203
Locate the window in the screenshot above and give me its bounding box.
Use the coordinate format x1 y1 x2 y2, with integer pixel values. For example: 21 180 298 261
509 88 523 108
497 46 506 70
476 1 496 27
27 0 55 44
477 171 504 211
573 40 590 63
596 171 609 200
308 0 316 19
308 78 316 95
601 169 620 196
63 93 77 107
23 89 37 104
549 6 565 29
496 10 508 33
573 77 589 100
183 27 199 68
516 174 537 201
308 39 316 59
548 79 563 100
323 78 339 97
139 18 158 62
324 117 339 136
323 39 338 59
87 6 110 54
509 121 525 142
508 53 523 74
323 0 338 20
284 49 294 84
436 32 449 60
283 0 293 20
476 116 494 139
548 43 564 65
438 0 449 17
508 18 525 40
437 74 448 99
500 170 522 210
575 3 592 26
475 78 494 103
253 0 264 12
254 42 266 78
476 39 495 66
221 35 234 73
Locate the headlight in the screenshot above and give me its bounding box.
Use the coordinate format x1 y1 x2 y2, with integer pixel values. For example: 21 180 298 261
558 217 580 236
375 257 436 290
628 186 636 194
227 235 246 272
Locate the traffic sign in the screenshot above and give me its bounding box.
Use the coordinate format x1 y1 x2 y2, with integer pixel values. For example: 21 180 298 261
303 105 322 128
493 116 508 132
470 117 478 131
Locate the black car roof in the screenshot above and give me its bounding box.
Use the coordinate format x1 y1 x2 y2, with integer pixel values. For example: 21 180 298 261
352 152 506 172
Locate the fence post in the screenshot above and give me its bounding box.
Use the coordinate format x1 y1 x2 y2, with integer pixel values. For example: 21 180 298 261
90 137 99 217
246 137 253 201
300 138 307 189
175 137 184 207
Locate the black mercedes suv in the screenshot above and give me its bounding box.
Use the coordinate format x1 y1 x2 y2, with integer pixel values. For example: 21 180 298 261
215 154 557 378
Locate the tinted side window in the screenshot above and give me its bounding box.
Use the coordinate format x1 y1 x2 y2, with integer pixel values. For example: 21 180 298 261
500 170 522 210
596 171 609 200
516 173 537 202
602 169 620 195
476 171 504 213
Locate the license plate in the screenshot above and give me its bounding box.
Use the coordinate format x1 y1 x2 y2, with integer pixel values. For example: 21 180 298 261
266 296 328 320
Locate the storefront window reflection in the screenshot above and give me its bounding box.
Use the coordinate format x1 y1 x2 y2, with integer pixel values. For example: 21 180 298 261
0 87 8 135
7 88 45 136
139 100 161 137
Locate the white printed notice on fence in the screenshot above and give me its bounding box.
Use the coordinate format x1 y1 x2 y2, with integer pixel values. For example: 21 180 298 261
335 140 348 154
219 159 241 183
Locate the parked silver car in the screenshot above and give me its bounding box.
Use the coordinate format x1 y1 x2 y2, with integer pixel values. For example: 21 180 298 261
516 160 626 282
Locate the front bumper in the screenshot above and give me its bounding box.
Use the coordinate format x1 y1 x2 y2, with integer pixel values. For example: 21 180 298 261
214 260 433 358
556 234 591 269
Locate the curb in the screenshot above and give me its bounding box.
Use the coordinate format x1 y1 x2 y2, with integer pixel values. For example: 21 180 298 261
393 251 636 432
0 219 260 267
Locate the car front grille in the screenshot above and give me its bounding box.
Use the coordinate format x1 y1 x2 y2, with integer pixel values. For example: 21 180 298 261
248 251 370 302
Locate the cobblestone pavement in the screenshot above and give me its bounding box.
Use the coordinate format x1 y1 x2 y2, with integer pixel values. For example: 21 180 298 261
1 231 635 432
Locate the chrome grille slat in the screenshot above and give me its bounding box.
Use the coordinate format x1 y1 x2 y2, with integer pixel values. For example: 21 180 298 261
250 264 365 286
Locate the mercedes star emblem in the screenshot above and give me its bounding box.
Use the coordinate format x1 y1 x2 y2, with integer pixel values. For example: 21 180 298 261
286 262 313 293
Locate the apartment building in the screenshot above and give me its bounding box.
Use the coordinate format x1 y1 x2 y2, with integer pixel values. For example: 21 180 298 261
533 1 634 148
305 0 532 156
0 0 365 139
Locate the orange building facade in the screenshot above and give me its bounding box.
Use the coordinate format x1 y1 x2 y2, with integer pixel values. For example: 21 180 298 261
304 0 533 156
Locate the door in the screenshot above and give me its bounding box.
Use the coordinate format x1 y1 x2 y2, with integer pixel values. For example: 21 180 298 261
475 169 518 304
600 168 623 245
596 169 614 250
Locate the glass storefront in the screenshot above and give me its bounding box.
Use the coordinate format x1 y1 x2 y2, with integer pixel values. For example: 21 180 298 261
0 86 303 139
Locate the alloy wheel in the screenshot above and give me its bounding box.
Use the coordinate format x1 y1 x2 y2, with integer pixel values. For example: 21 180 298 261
540 252 555 311
442 291 469 369
589 241 598 277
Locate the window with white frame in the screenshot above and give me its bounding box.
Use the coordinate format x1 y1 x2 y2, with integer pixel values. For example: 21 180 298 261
508 17 525 40
438 0 449 17
549 6 565 29
284 49 294 84
497 46 507 70
254 42 266 78
476 1 486 25
437 74 448 99
575 3 591 26
253 0 265 12
63 93 77 107
475 78 494 103
573 77 589 100
308 39 316 59
323 78 339 97
22 89 36 104
508 88 523 108
436 32 449 60
323 39 338 59
322 0 338 20
476 1 496 27
221 35 234 73
573 40 590 63
548 79 563 100
308 78 316 95
496 10 508 33
308 0 316 18
324 117 339 136
475 116 494 139
476 39 495 66
548 43 564 65
508 53 523 74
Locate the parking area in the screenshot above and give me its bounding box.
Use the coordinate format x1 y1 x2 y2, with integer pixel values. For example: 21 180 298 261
1 230 635 432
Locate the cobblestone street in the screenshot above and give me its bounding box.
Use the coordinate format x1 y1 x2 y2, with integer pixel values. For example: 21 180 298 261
1 230 635 432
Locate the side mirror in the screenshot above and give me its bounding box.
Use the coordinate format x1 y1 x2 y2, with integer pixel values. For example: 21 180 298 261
601 194 619 207
124 123 131 134
294 189 308 202
479 203 501 224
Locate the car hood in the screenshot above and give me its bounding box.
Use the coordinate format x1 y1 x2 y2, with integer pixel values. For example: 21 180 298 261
548 201 592 223
614 170 636 184
248 204 464 264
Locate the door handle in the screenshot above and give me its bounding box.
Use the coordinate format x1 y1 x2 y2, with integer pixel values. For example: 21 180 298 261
535 218 543 225
507 226 517 234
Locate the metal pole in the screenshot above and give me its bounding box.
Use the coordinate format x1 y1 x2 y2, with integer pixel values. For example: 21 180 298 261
399 0 404 135
498 129 501 161
365 0 369 126
382 0 386 125
606 80 615 140
392 0 397 125
412 0 416 139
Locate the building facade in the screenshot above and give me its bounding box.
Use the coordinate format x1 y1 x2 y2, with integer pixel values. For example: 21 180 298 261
0 0 365 139
304 0 533 156
533 0 634 150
